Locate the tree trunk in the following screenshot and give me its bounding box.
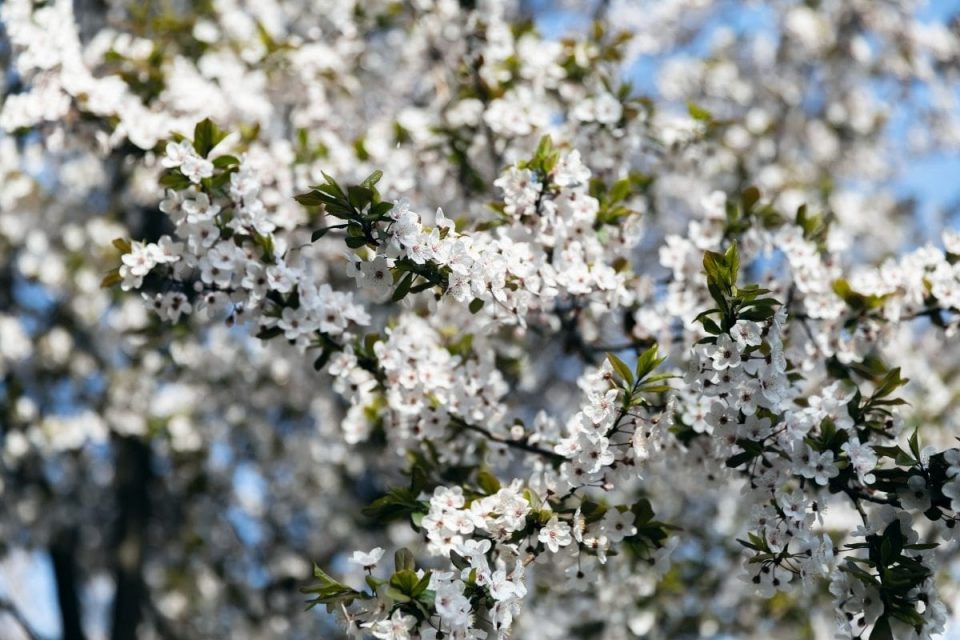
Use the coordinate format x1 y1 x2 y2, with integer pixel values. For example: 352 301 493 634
50 528 86 640
110 437 151 640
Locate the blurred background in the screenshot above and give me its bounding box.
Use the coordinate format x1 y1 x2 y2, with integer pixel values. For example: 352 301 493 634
2 0 960 638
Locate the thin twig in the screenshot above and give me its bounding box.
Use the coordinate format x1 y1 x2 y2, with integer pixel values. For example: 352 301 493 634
0 597 48 640
453 417 565 463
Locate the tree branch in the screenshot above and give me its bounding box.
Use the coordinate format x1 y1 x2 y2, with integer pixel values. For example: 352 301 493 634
453 417 565 463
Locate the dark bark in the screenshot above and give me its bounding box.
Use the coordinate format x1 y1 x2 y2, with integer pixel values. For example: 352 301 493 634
49 529 86 640
110 437 152 640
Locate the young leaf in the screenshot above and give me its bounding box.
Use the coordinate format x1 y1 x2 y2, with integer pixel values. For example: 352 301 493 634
609 178 631 203
740 186 760 213
635 344 665 380
607 352 635 387
212 154 240 168
295 191 327 207
469 298 485 314
724 242 740 285
159 169 192 189
476 468 501 495
193 118 227 157
394 548 415 573
100 269 122 289
687 101 712 122
361 170 383 189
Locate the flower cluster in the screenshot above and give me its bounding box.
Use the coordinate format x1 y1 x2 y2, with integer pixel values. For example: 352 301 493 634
114 120 371 349
293 136 642 329
7 0 960 636
678 242 960 639
111 127 960 637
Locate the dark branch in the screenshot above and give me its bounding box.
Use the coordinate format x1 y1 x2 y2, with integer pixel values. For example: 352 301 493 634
453 417 565 463
49 529 86 640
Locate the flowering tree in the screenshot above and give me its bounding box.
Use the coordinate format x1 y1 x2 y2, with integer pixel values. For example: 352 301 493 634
2 1 960 639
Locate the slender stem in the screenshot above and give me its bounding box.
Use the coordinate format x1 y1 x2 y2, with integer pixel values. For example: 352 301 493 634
453 417 565 463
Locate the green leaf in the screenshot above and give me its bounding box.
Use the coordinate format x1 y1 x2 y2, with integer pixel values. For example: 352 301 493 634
295 191 327 206
256 326 284 340
701 316 722 335
159 169 192 189
363 333 380 354
362 487 426 523
394 548 415 573
391 272 414 301
736 537 761 551
908 429 921 461
384 587 411 603
707 283 730 316
390 569 420 596
868 615 893 640
412 571 432 597
687 101 712 122
212 154 240 168
635 383 671 394
631 498 654 524
702 251 723 285
361 170 383 189
873 445 906 460
609 178 631 203
882 520 904 559
476 468 501 495
635 344 665 381
724 242 740 285
302 564 361 611
365 575 383 591
832 278 854 301
320 171 347 200
873 367 907 399
740 186 760 213
469 298 485 314
193 118 227 157
311 227 334 242
347 185 374 209
313 350 331 371
725 450 757 468
370 201 394 219
345 236 367 249
312 564 336 583
100 269 122 289
535 134 553 161
880 537 894 566
607 352 635 387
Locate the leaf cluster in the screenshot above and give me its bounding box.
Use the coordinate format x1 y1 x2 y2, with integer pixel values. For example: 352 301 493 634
295 170 392 247
694 242 782 339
